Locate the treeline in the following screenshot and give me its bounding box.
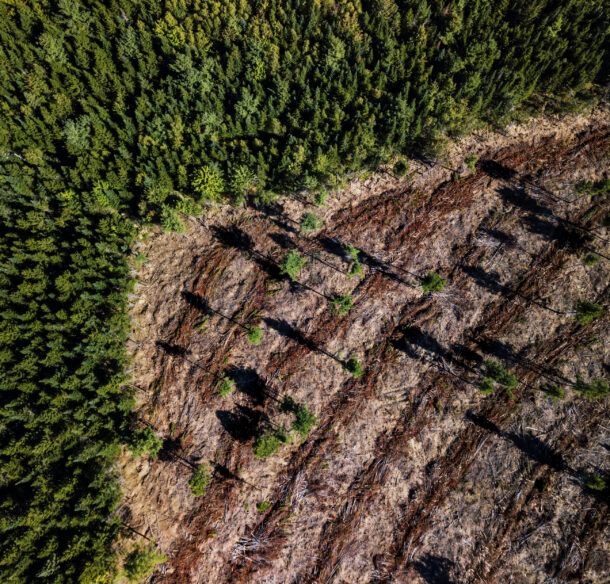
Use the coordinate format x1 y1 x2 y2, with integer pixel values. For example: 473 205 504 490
0 1 608 583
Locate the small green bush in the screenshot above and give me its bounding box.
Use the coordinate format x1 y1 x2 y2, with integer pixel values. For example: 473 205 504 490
464 154 478 174
279 249 307 281
123 547 167 583
160 208 186 233
575 179 610 196
253 427 291 458
129 428 163 458
247 326 263 345
393 160 409 177
538 382 565 401
585 473 607 491
330 293 353 316
345 244 363 278
483 360 518 389
421 272 446 293
189 464 211 496
343 355 364 377
582 252 600 266
256 501 271 512
574 300 603 325
313 190 327 207
254 190 280 206
478 377 495 394
218 376 236 397
281 396 318 440
574 375 609 400
300 212 324 233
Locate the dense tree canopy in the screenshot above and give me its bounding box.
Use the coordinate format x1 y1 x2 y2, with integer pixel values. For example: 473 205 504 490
0 1 608 582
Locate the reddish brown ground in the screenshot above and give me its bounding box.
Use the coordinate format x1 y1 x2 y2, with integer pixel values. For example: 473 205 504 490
119 106 609 584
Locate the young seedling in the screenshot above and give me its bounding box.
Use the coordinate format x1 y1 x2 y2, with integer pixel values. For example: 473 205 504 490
538 382 565 401
393 160 409 177
574 375 609 400
464 154 478 174
574 300 603 326
582 253 600 266
252 426 291 458
279 249 307 281
330 293 353 316
247 326 263 345
585 473 607 491
313 190 327 207
256 501 271 512
189 464 211 496
218 376 236 397
343 355 364 377
300 212 324 233
421 271 446 293
345 244 363 278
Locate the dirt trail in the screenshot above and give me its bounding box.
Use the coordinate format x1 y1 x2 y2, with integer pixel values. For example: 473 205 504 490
121 105 609 584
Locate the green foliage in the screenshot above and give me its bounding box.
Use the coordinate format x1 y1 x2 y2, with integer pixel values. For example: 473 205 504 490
582 253 601 266
279 250 307 282
585 473 607 491
247 326 263 346
256 501 271 512
313 190 328 207
483 360 519 389
330 293 353 316
538 382 565 401
345 245 363 278
575 179 610 196
189 464 211 496
161 209 186 233
218 376 236 397
464 154 478 174
130 428 163 458
421 272 447 293
252 425 291 459
343 356 364 378
192 166 224 203
478 377 495 394
574 375 609 400
281 396 317 440
393 160 409 177
300 212 324 233
574 300 604 325
123 546 167 583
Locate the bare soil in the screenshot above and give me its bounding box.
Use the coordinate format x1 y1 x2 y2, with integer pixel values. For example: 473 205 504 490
118 104 610 584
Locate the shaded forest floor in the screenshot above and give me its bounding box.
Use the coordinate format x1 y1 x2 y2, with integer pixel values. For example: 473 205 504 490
119 106 609 584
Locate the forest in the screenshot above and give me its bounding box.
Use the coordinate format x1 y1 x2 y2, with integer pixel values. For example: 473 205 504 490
0 0 608 583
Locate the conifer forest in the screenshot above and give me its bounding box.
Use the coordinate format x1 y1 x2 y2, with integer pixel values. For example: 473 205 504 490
0 1 609 583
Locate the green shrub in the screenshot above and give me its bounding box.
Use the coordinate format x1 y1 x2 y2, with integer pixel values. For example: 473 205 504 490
483 360 518 389
582 253 600 266
343 355 364 377
574 375 609 400
189 464 211 496
252 426 291 459
247 326 263 345
123 547 167 583
160 208 186 233
464 154 478 174
279 250 307 281
574 300 603 325
218 376 236 397
313 190 328 207
585 473 607 491
538 382 565 401
393 160 409 177
478 377 495 394
135 251 148 266
421 272 446 293
575 179 610 196
345 245 363 278
330 293 353 316
129 428 163 458
281 396 317 440
256 501 271 512
254 190 280 206
300 212 324 233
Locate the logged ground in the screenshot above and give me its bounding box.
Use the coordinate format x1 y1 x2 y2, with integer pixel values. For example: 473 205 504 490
119 106 610 584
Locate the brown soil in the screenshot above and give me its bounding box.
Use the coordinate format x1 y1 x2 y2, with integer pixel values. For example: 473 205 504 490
118 104 610 584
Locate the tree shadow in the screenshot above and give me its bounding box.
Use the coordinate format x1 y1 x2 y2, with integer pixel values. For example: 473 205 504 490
394 326 450 361
479 159 518 181
478 227 518 249
268 232 346 275
317 235 418 287
263 317 341 364
216 405 265 442
155 340 190 356
413 554 456 584
467 412 566 472
157 436 183 463
224 366 274 406
210 223 254 251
